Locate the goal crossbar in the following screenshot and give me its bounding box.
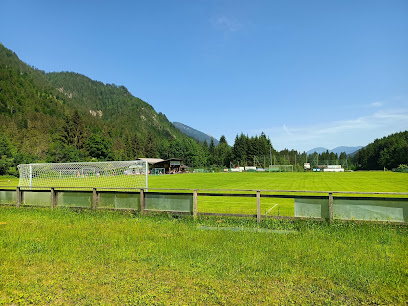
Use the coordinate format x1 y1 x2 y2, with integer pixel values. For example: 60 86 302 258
268 165 293 172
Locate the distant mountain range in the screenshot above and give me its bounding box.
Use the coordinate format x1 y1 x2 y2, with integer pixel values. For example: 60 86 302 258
173 122 219 145
306 146 363 156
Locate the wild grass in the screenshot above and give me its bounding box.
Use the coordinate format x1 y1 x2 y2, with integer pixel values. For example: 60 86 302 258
0 207 407 304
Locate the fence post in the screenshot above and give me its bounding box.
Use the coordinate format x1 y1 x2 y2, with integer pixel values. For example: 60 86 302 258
51 188 56 209
16 187 21 208
193 190 198 219
328 193 334 223
257 190 261 223
92 188 98 210
140 189 145 214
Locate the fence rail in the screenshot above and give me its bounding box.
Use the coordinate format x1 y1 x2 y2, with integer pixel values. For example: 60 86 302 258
1 186 408 224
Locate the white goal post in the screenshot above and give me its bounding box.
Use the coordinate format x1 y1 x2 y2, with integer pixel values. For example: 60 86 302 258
268 165 293 172
17 160 149 190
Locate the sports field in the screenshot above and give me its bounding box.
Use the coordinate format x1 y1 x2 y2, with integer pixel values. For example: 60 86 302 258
3 171 407 192
148 171 408 192
150 172 408 216
2 172 408 216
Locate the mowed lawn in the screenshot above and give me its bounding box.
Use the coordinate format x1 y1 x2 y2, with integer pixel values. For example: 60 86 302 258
2 172 408 216
149 172 408 216
149 171 408 192
0 207 407 305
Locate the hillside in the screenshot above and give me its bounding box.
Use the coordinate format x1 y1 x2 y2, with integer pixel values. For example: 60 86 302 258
352 131 408 170
173 122 219 145
46 72 182 140
0 43 190 174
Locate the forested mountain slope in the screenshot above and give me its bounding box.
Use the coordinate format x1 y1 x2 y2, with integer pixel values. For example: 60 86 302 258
353 131 408 170
46 72 182 141
0 43 188 174
173 122 219 145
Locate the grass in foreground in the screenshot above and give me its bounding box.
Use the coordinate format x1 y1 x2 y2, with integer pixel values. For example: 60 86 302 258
0 207 407 305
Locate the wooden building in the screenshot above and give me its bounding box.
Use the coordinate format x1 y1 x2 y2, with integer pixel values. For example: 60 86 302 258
136 158 186 174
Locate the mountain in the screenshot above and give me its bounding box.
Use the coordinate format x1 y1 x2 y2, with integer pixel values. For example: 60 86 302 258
330 146 363 156
307 146 362 156
306 147 328 155
0 42 187 167
173 122 219 145
45 71 183 141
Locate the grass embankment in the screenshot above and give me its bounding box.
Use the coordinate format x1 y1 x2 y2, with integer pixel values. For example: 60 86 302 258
0 207 407 304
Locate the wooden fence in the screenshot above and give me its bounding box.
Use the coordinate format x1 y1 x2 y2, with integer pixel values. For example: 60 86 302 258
1 186 408 224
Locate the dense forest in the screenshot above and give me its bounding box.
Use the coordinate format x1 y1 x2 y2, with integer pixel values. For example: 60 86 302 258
352 131 408 170
0 43 406 176
0 43 186 175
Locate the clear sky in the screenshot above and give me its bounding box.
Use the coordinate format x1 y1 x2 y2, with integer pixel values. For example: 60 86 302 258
1 0 407 152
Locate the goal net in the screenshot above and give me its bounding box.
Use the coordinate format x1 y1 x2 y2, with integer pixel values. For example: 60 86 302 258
17 160 148 190
268 165 293 172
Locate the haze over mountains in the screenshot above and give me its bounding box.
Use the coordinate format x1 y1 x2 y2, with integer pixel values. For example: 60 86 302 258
174 122 361 155
306 146 363 156
173 122 219 146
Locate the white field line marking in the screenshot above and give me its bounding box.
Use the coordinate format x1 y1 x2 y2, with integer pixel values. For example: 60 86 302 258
199 200 255 204
266 204 279 215
199 200 283 205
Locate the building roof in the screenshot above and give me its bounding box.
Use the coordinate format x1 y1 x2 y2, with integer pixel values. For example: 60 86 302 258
136 158 164 165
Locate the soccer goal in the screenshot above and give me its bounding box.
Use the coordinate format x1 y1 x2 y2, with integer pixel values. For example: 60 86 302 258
17 160 149 190
268 165 293 172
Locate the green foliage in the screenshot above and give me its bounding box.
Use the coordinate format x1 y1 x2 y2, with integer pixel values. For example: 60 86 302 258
85 135 113 161
46 143 85 163
0 155 14 175
353 131 408 170
0 43 188 166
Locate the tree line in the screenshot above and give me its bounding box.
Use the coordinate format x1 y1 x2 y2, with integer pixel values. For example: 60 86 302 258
352 131 408 170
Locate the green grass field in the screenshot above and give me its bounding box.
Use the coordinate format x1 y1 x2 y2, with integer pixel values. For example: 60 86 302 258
3 171 408 191
149 172 408 216
0 207 407 305
148 171 408 192
2 172 408 216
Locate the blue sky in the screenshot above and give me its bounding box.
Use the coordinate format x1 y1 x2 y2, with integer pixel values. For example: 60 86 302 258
1 0 407 152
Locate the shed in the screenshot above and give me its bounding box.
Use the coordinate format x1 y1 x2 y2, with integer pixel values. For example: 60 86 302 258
152 158 186 174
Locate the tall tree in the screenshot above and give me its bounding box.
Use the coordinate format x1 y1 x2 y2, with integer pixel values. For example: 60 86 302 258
59 110 86 150
144 131 158 158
